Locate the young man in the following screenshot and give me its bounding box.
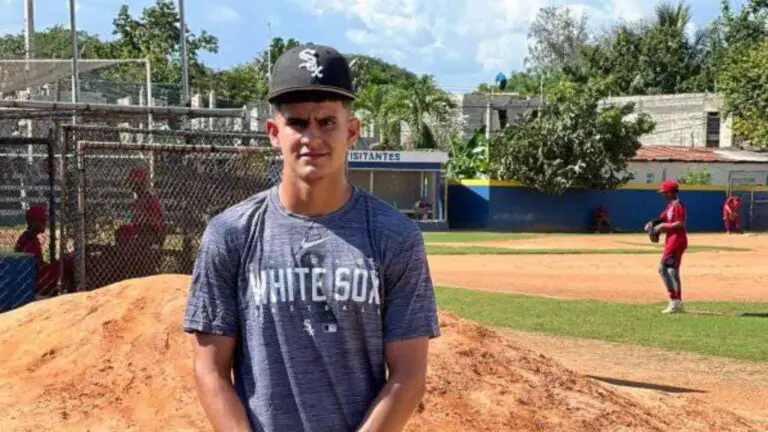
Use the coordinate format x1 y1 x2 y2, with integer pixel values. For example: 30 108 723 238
183 43 440 432
722 194 742 234
14 206 74 295
645 180 688 314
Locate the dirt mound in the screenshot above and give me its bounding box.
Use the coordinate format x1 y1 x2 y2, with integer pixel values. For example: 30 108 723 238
0 275 762 432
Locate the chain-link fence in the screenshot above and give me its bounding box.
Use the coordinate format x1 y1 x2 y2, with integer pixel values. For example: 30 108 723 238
63 126 278 291
0 135 59 313
0 99 252 141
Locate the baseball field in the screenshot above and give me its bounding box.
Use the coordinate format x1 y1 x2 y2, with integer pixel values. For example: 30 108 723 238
0 231 766 431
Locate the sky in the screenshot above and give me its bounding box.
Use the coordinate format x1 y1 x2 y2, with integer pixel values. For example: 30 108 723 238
0 0 734 93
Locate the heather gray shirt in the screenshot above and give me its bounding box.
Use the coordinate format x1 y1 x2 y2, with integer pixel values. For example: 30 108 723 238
183 185 440 432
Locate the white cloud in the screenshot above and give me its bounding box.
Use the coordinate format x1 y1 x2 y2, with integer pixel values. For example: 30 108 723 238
292 0 658 75
210 5 241 24
345 28 378 45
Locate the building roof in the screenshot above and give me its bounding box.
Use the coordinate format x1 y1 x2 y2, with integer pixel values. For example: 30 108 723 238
632 146 768 163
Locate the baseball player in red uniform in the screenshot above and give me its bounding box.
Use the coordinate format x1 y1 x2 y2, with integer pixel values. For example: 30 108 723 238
645 180 688 314
722 194 742 234
14 206 75 296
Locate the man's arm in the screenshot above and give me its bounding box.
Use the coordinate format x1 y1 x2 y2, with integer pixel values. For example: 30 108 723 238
192 333 251 432
357 337 429 432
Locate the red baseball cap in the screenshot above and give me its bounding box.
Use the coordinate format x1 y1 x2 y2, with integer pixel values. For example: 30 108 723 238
129 167 149 184
658 180 679 193
26 206 47 222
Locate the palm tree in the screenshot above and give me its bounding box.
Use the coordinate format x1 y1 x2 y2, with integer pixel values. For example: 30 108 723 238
654 1 691 33
389 75 457 149
354 84 402 149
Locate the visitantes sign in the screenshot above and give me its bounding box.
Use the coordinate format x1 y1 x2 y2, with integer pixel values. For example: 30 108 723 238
348 151 448 164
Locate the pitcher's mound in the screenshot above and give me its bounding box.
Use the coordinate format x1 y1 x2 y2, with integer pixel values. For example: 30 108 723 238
0 275 762 431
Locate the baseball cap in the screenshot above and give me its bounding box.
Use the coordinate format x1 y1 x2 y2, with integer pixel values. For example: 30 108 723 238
658 180 679 193
26 206 47 222
267 43 356 103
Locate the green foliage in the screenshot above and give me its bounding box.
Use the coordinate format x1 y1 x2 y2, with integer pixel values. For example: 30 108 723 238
678 165 714 185
526 6 590 73
106 0 219 93
717 0 768 149
384 75 457 149
557 1 717 96
446 127 491 179
490 79 655 195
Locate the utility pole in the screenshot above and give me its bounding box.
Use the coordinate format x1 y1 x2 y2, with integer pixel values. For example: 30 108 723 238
267 20 272 117
267 20 272 82
179 0 190 106
24 0 35 137
24 0 35 63
68 0 80 103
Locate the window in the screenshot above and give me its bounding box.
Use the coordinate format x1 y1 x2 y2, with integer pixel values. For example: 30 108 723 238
706 112 720 147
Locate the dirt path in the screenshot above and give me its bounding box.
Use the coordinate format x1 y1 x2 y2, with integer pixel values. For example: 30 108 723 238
428 234 768 304
501 329 768 423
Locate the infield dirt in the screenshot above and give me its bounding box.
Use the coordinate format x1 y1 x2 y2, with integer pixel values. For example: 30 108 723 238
427 233 768 303
1 274 766 431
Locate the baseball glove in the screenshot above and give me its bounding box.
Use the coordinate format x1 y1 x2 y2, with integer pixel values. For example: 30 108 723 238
646 222 660 243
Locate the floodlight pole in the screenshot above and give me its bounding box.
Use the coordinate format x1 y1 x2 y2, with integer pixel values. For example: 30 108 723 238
24 0 35 137
179 0 190 106
24 0 35 62
69 0 80 104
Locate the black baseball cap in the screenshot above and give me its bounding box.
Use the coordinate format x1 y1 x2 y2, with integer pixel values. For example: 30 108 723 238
267 43 356 103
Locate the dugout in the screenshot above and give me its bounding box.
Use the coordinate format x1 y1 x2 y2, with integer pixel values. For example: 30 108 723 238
346 150 449 230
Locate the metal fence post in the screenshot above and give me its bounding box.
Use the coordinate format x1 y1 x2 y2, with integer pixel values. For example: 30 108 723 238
76 140 87 292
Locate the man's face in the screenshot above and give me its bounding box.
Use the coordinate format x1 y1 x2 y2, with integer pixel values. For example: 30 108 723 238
28 217 46 234
266 99 360 184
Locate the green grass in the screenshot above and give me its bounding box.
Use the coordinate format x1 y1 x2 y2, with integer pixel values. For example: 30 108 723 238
422 232 538 243
436 286 768 362
426 244 751 255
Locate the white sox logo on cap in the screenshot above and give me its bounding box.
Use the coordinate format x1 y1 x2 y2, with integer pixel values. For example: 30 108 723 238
298 49 324 78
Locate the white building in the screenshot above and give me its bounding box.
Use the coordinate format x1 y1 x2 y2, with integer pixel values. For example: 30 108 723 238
627 146 768 187
458 91 736 149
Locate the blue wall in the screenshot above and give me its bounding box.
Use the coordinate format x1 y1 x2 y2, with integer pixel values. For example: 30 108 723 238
448 182 759 233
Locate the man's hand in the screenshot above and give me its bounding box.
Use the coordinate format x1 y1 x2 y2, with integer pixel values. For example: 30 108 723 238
357 337 430 432
192 333 251 432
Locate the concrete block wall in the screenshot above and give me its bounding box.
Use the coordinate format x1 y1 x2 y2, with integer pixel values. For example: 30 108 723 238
457 92 733 148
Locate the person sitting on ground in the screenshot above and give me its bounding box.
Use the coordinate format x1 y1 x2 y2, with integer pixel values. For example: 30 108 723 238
14 206 74 296
592 204 613 233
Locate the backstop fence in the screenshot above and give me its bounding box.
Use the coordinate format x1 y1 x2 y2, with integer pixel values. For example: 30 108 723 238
0 102 276 310
0 135 58 312
62 126 278 292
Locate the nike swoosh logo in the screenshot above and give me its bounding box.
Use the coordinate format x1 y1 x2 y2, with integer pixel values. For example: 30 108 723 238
301 237 328 249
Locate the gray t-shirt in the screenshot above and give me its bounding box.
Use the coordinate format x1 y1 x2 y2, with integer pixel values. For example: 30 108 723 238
183 185 440 431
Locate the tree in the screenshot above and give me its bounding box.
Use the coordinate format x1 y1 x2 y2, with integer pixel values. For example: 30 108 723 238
446 127 491 179
105 0 219 96
490 79 655 195
0 25 108 59
678 165 713 185
387 75 457 149
526 6 591 73
354 84 403 149
718 39 768 149
717 0 768 149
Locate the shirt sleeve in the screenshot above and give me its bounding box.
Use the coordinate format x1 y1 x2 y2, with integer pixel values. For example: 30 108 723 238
182 216 240 338
381 228 440 344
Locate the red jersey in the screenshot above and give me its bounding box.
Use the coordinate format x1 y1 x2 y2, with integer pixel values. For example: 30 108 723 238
660 200 687 253
14 231 44 267
723 197 741 217
126 192 165 235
